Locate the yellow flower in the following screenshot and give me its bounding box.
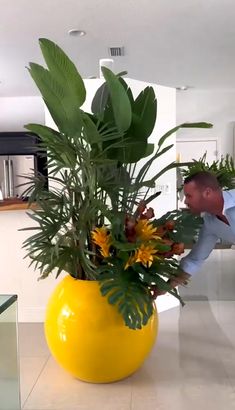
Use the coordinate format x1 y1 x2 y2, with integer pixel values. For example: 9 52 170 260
135 244 158 267
135 219 160 241
125 244 159 269
124 255 136 270
91 227 112 258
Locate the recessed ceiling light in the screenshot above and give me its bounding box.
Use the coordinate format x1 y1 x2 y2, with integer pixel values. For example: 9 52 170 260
68 29 86 37
176 85 191 91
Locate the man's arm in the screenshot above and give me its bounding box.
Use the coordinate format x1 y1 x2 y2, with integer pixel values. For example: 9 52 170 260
152 270 191 297
153 222 218 297
180 223 218 275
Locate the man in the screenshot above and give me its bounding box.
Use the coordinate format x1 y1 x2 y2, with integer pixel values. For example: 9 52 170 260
158 170 235 295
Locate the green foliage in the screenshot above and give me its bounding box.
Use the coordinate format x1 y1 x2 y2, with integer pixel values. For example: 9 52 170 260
22 38 212 329
98 260 153 329
101 67 132 133
39 38 86 108
153 209 203 244
180 153 235 190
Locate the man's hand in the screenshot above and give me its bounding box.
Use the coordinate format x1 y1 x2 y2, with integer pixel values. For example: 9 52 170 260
151 271 191 298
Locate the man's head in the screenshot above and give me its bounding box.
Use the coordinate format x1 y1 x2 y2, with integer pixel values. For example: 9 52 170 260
183 171 222 214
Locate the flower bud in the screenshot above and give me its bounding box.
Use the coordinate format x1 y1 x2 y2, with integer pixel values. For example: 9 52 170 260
172 242 185 255
165 220 175 230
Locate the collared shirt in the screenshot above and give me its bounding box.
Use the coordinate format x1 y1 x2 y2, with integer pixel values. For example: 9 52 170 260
180 189 235 275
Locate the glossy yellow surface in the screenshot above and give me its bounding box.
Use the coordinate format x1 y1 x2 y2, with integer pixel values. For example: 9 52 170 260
44 275 158 383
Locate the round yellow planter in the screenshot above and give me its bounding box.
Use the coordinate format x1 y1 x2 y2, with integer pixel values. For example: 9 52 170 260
44 275 158 383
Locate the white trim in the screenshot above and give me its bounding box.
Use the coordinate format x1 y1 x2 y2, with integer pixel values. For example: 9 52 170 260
18 307 45 323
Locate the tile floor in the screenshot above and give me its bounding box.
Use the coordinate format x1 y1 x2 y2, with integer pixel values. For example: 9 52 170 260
18 300 235 410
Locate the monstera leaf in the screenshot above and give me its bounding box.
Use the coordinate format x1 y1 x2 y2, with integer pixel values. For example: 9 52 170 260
153 209 203 244
98 261 153 329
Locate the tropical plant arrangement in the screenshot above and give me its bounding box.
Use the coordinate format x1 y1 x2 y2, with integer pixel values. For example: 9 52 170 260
179 153 235 190
21 38 211 330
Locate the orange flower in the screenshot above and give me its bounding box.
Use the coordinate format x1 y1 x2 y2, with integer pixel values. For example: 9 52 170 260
91 227 112 258
135 219 160 241
135 244 158 267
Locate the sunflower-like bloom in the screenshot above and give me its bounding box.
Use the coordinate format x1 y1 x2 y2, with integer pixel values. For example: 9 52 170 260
125 244 159 269
135 219 160 241
135 244 158 267
91 227 112 258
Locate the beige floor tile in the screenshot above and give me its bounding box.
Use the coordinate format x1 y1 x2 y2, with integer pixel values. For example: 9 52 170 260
19 300 235 410
23 356 132 410
130 301 235 410
20 356 49 407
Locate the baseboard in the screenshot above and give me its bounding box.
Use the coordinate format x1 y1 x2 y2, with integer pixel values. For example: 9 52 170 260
18 296 180 322
18 307 46 322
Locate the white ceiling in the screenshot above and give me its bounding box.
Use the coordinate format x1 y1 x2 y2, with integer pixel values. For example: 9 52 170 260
1 0 235 97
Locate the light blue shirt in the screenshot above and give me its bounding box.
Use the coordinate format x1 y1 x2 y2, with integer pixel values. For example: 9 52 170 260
180 189 235 275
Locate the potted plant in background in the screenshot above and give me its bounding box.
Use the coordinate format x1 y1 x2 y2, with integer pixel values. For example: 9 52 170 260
179 153 235 189
21 38 211 383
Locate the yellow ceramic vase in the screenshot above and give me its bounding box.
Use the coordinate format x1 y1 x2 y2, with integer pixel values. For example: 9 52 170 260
44 275 158 383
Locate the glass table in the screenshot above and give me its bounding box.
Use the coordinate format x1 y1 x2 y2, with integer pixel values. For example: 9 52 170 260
0 295 21 410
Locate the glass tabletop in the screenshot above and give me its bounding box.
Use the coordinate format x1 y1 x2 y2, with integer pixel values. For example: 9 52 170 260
0 294 21 409
0 295 17 315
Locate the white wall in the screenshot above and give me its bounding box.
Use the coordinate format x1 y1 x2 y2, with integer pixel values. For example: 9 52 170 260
0 96 44 131
0 211 59 322
0 95 54 321
176 89 235 157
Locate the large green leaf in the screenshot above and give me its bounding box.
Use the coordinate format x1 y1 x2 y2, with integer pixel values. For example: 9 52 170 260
91 82 109 119
130 87 157 139
28 63 82 136
144 143 155 158
39 38 86 107
101 67 132 133
91 73 133 120
98 264 154 329
109 141 149 163
104 87 157 163
25 123 77 168
158 122 213 149
25 123 61 141
153 209 203 244
92 78 155 163
82 113 102 145
97 163 131 190
118 77 135 107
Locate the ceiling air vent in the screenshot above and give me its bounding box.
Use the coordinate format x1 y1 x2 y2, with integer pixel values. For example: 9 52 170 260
108 47 125 57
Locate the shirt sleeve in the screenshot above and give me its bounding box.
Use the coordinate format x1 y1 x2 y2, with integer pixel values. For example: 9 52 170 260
180 223 218 275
